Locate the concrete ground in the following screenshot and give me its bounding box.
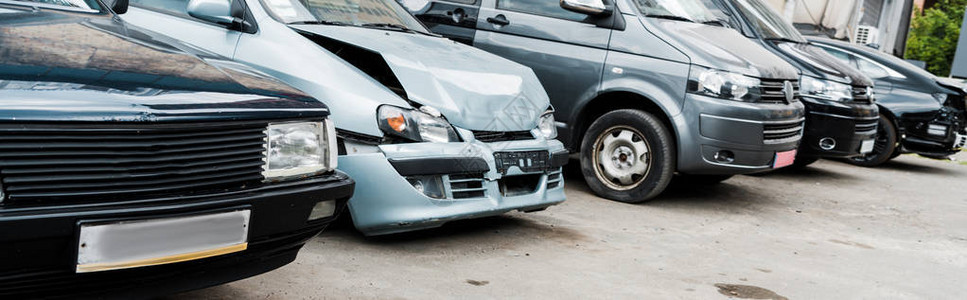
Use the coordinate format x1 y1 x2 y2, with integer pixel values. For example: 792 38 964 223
170 153 967 299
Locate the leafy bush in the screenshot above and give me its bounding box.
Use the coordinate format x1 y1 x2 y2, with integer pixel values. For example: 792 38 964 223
905 1 967 76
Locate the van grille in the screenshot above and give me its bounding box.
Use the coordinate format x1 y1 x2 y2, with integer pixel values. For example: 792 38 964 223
763 119 805 144
0 122 268 205
760 79 800 104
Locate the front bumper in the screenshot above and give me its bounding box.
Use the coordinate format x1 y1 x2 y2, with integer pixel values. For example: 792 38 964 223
0 173 354 298
339 133 567 236
678 93 806 175
799 98 879 158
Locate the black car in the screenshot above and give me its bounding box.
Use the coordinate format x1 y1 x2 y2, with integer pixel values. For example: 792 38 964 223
710 0 880 167
808 37 967 165
0 0 353 297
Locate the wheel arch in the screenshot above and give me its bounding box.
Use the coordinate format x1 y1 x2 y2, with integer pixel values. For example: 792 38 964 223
569 90 680 153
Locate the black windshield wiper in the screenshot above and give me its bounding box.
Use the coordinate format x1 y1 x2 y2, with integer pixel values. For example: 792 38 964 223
646 14 695 23
764 37 804 44
359 22 440 37
702 19 731 28
287 20 349 26
360 23 413 32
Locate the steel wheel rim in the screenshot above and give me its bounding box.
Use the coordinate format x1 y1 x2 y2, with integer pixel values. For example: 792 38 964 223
591 125 652 191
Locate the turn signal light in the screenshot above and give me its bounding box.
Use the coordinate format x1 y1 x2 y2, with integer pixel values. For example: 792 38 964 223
386 113 407 133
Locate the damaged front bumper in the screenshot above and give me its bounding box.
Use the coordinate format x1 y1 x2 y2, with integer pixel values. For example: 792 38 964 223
339 129 568 236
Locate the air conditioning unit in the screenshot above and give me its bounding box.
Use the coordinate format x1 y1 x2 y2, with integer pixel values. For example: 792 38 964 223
854 25 880 45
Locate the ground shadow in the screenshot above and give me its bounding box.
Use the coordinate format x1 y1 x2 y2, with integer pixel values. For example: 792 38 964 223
835 157 961 175
562 158 781 212
745 162 859 181
322 211 585 246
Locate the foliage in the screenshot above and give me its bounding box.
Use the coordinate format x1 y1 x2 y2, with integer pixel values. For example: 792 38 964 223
905 0 967 76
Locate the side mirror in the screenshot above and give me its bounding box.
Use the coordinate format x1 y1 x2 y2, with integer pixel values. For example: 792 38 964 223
187 0 235 26
103 0 129 14
560 0 611 16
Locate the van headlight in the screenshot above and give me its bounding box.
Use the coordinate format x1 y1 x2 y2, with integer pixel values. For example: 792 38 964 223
537 108 557 139
688 65 762 102
377 105 460 143
800 76 852 102
263 120 337 181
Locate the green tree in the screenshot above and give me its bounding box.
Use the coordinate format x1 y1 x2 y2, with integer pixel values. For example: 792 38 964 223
905 0 967 76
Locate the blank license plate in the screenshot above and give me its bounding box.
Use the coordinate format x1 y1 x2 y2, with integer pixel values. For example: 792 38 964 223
77 210 250 273
860 139 875 154
773 149 797 169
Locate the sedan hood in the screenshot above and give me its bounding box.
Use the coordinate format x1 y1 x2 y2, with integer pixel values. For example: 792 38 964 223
0 8 327 122
647 19 799 80
292 25 550 132
770 41 873 87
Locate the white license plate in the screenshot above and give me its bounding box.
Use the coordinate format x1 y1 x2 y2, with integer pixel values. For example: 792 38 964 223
860 139 876 154
77 210 250 273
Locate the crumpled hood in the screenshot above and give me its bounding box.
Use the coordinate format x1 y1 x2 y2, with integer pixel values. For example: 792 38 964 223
291 25 550 132
771 41 873 87
647 19 799 80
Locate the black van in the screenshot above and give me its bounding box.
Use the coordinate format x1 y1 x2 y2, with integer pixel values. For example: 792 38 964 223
709 0 880 167
0 0 353 297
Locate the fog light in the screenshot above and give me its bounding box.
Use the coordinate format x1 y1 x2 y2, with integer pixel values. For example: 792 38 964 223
927 124 948 136
308 200 336 221
819 137 836 150
406 176 446 199
714 150 735 163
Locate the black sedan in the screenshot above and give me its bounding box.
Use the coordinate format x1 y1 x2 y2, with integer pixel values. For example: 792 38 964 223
809 37 967 165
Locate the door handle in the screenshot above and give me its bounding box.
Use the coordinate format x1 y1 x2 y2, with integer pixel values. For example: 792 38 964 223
486 15 510 26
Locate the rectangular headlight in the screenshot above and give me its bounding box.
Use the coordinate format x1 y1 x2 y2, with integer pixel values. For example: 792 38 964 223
263 120 335 181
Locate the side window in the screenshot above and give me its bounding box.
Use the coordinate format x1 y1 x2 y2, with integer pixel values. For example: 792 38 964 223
497 0 589 22
855 56 890 78
130 0 190 16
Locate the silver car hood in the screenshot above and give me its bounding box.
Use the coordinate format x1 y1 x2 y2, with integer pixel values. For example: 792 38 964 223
291 25 549 132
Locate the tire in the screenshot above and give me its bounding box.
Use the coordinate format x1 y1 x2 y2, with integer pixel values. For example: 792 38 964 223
848 114 898 167
789 156 819 169
675 174 734 185
580 109 675 203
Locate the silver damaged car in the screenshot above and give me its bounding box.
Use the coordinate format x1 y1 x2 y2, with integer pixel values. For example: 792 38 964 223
121 0 567 235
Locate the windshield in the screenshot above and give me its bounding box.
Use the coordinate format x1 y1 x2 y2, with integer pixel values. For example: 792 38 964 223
1 0 102 12
730 0 806 42
633 0 722 23
262 0 428 33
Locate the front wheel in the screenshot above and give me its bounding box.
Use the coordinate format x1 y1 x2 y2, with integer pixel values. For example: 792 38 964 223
580 109 675 203
848 114 898 167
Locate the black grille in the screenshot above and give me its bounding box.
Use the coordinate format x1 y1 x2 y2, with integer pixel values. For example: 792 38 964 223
855 118 878 133
760 79 799 104
0 122 268 205
853 86 873 103
472 130 534 143
448 173 486 199
763 119 804 144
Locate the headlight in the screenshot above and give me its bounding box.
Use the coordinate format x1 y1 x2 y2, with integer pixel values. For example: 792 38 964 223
377 105 460 143
688 65 762 102
800 76 852 102
537 108 557 139
263 120 336 181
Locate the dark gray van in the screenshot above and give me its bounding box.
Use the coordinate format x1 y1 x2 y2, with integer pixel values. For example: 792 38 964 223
407 0 807 202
